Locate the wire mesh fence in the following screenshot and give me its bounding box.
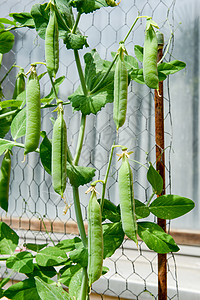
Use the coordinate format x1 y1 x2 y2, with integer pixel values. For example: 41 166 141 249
0 0 182 299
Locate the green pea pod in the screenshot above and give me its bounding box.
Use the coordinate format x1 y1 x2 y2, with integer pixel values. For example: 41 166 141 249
113 51 128 131
143 20 159 89
118 151 137 244
13 68 25 99
45 3 59 78
0 151 11 212
52 110 67 197
24 66 41 155
87 188 103 287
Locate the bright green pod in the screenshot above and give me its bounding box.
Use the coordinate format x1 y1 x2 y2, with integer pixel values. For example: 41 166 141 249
0 151 11 212
113 54 128 131
45 4 59 78
52 111 67 197
87 189 103 287
13 68 25 99
118 152 137 244
143 23 159 89
24 67 41 155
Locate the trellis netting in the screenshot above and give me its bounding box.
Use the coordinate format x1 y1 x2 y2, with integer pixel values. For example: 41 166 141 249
0 0 193 299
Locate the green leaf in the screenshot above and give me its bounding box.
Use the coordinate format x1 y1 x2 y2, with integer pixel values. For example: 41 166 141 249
69 0 108 14
35 277 70 300
36 246 68 267
0 31 14 54
31 3 49 39
9 12 35 28
41 76 65 104
147 164 163 195
158 60 186 76
27 264 57 279
101 199 121 222
59 263 81 286
24 243 48 252
40 132 52 175
0 18 16 26
130 68 144 84
0 222 19 254
69 50 114 115
158 71 167 82
0 277 10 289
138 222 179 253
6 251 34 273
11 108 26 141
149 195 195 220
64 32 89 50
123 54 139 70
0 100 22 109
0 108 15 138
56 237 81 251
103 222 124 259
3 278 39 300
134 45 143 62
0 139 14 155
55 0 75 31
68 268 82 300
69 243 88 267
67 162 96 187
135 199 150 219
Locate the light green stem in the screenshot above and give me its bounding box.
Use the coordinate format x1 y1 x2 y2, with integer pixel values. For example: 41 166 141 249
73 49 88 166
72 186 87 247
90 53 119 95
147 192 156 206
72 12 81 34
74 114 86 166
123 15 149 43
79 268 89 300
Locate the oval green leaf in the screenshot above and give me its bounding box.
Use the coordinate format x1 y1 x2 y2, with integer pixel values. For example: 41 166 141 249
138 221 179 253
149 194 195 219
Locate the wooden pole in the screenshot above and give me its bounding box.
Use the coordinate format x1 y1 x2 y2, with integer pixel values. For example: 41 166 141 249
154 32 167 300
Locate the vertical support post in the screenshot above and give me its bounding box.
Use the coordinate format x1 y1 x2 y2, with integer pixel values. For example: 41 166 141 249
154 32 167 300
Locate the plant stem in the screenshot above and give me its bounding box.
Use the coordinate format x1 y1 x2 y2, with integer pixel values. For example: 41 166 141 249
100 144 115 210
90 53 119 95
0 109 18 119
0 64 15 85
74 114 86 166
79 268 88 300
73 49 88 166
74 50 88 96
72 12 81 34
147 192 156 206
72 186 87 248
49 75 61 105
123 15 148 43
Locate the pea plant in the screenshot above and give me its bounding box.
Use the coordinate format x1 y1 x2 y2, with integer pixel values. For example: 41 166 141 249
0 0 195 299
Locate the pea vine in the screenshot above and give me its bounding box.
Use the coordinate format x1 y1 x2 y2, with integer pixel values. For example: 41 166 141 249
0 0 194 299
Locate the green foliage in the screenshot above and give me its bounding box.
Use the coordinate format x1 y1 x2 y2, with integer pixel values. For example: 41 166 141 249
68 50 114 115
35 277 70 300
11 108 26 141
147 163 163 195
0 31 15 54
67 162 96 187
69 0 108 14
103 222 124 259
6 251 34 274
36 246 69 267
0 222 19 255
138 222 179 253
40 131 52 175
149 194 195 219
